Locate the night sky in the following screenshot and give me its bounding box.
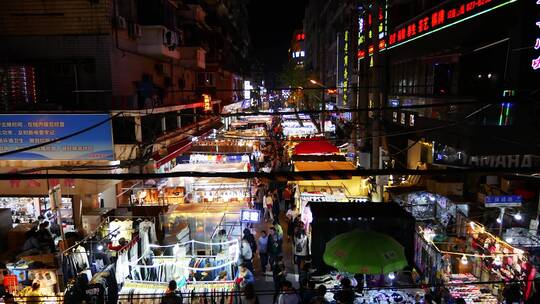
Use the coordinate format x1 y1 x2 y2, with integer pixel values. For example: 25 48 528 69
248 0 308 84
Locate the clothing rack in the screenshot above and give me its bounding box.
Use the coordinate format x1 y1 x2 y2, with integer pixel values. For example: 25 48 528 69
62 219 111 256
118 235 140 253
105 215 155 223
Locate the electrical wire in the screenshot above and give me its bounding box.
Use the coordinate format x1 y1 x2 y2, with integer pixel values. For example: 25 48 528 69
1 167 540 180
220 98 527 117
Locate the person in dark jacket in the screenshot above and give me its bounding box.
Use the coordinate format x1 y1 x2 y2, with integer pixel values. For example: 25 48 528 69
161 280 183 304
334 278 355 304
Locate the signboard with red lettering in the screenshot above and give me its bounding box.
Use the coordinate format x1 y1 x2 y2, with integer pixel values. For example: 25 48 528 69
386 0 517 49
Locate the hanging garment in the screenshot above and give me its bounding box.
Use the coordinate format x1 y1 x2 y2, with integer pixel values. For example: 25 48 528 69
109 220 133 245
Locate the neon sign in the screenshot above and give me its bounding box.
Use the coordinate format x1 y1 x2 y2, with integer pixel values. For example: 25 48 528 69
387 0 516 49
203 94 211 112
533 1 540 70
343 30 349 106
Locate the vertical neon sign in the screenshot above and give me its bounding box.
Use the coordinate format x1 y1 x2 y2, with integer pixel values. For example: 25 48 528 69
343 30 349 106
533 1 540 70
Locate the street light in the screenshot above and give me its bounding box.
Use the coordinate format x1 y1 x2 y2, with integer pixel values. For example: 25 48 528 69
310 79 322 86
309 79 326 133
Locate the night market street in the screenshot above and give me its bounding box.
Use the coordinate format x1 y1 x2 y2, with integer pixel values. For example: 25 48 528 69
0 0 539 303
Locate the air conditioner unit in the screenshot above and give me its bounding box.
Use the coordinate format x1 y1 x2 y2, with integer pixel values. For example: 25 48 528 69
134 24 143 37
116 16 127 29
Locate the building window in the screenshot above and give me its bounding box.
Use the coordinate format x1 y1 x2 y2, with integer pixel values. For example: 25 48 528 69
197 72 215 87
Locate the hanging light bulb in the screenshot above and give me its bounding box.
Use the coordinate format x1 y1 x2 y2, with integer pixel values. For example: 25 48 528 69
514 212 522 221
97 244 104 251
388 272 396 280
496 217 502 224
493 255 502 266
461 255 468 265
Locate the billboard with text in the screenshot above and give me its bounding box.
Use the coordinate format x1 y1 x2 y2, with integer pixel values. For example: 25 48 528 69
0 114 114 160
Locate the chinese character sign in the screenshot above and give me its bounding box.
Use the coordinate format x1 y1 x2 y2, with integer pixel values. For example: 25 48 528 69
485 195 522 207
203 94 212 112
240 209 260 223
0 114 114 160
388 0 514 48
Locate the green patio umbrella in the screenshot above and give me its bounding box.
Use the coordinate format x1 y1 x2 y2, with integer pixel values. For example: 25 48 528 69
323 229 408 275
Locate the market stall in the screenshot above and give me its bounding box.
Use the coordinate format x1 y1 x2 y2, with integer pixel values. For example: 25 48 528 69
311 272 425 304
392 191 470 225
119 161 251 207
415 221 535 303
62 216 156 281
118 239 240 302
0 196 73 229
292 161 369 234
191 138 258 154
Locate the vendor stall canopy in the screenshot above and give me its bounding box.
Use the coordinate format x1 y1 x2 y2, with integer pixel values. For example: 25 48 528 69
294 161 356 171
323 229 408 274
293 140 339 155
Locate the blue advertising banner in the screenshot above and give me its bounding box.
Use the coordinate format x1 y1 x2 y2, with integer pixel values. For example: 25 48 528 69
0 114 114 160
485 195 522 207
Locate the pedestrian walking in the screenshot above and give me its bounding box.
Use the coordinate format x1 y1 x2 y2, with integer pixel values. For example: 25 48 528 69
273 256 287 304
293 229 309 274
268 227 281 269
334 278 355 304
283 185 292 211
278 280 300 304
161 280 183 304
309 285 329 304
299 281 316 304
273 219 284 255
235 263 255 289
241 283 260 304
286 204 299 242
258 230 270 274
263 191 274 222
240 238 254 273
272 189 280 220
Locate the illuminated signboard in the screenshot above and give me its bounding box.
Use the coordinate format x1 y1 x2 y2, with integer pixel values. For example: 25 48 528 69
0 114 114 160
203 94 212 112
358 2 387 62
387 0 517 49
485 195 522 207
532 1 540 70
358 0 516 57
240 209 260 223
343 30 349 106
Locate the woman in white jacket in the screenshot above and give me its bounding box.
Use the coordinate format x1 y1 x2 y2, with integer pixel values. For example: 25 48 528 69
293 229 309 274
240 239 254 273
